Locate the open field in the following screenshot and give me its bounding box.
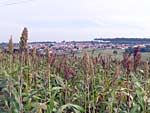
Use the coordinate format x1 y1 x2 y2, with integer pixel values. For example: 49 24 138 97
76 48 150 61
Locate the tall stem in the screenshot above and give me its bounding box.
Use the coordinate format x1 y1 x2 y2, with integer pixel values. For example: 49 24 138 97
19 52 23 113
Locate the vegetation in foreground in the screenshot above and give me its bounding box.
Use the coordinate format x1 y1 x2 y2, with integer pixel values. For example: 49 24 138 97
0 28 150 113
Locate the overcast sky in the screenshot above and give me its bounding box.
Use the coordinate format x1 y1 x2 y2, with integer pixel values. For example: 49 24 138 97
0 0 150 42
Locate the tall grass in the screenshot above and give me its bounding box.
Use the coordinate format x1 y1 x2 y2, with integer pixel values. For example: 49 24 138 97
0 28 150 113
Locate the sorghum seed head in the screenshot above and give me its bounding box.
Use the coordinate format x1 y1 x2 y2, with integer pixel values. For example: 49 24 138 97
8 35 14 54
19 27 28 52
22 27 28 40
114 61 120 78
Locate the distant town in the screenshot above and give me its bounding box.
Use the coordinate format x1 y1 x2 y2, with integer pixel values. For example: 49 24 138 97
1 38 150 55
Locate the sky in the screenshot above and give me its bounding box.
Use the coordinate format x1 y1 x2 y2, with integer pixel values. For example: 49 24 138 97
0 0 150 42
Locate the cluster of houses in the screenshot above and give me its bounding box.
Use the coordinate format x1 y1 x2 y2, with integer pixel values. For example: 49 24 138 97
1 40 149 55
27 41 130 55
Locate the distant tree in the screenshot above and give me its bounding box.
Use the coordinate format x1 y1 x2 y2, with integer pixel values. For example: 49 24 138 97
125 47 133 54
113 50 118 55
141 47 150 52
92 49 95 54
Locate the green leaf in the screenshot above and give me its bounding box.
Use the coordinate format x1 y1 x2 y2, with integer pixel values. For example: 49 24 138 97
47 98 54 113
51 87 63 91
57 103 85 113
130 104 139 113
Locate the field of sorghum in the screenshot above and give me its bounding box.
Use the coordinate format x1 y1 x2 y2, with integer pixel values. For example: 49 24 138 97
0 28 150 113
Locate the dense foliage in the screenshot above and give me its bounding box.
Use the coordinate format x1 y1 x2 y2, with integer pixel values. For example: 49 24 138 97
0 48 150 113
94 38 150 44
